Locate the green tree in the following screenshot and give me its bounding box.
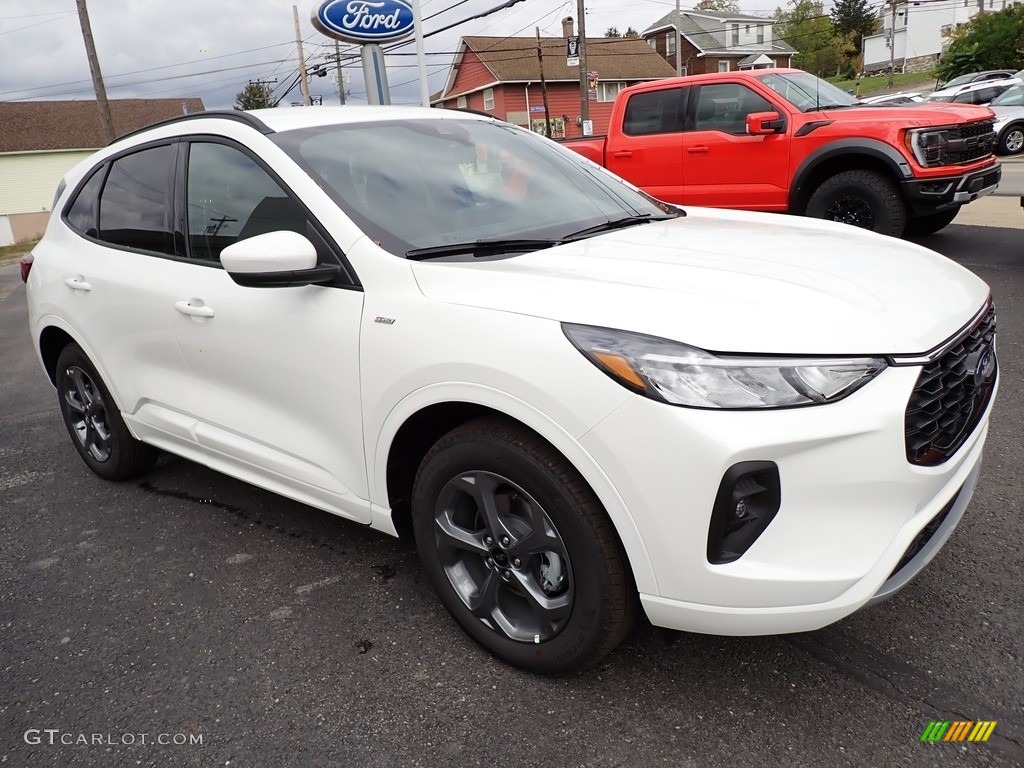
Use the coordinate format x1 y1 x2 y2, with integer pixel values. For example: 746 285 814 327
830 0 876 52
605 26 621 37
693 0 741 12
235 81 274 110
624 26 639 38
936 3 1024 81
774 0 839 76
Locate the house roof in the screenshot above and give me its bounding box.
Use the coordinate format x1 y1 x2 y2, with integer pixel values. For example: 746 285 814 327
441 36 676 99
643 10 797 56
0 98 206 153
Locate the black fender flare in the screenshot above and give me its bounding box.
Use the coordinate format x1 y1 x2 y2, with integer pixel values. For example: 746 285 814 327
789 139 914 212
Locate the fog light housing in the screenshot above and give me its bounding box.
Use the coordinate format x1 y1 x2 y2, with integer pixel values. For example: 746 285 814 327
707 461 781 564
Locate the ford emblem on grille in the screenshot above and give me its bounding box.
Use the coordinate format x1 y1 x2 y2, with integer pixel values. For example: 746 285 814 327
969 345 997 386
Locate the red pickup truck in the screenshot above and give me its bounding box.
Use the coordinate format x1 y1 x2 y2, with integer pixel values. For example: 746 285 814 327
562 69 1001 238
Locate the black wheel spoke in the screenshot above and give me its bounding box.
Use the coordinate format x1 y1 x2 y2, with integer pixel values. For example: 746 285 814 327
450 472 514 541
511 568 571 624
466 569 501 620
434 511 489 555
70 368 93 409
510 519 566 560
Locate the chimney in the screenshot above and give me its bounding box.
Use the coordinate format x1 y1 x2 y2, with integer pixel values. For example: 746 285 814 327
562 16 574 39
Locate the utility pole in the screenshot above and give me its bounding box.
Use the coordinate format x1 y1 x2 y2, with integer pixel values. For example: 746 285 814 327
887 0 897 88
576 3 589 126
334 40 346 105
674 0 681 76
75 0 114 142
293 5 312 106
536 27 552 138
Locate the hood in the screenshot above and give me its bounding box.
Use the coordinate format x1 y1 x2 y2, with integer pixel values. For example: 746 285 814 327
816 102 994 127
412 208 989 356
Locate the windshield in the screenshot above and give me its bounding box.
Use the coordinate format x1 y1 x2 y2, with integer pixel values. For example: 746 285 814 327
991 84 1024 107
271 117 675 257
756 72 859 112
943 74 975 89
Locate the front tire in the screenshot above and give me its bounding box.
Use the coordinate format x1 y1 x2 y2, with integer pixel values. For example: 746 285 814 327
411 417 636 675
904 206 961 238
55 344 158 481
804 170 906 237
997 124 1024 155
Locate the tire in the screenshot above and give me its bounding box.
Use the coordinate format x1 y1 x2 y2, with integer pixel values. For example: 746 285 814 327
55 344 158 481
804 170 907 237
997 124 1024 156
411 417 636 675
904 206 961 238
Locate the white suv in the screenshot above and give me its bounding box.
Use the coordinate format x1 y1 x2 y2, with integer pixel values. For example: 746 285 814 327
23 107 998 674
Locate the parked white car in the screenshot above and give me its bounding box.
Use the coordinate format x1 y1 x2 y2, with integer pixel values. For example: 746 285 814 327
927 79 1015 105
859 91 925 105
23 107 999 674
989 83 1024 155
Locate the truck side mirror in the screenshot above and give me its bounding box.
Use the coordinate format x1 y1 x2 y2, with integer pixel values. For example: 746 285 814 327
746 111 785 135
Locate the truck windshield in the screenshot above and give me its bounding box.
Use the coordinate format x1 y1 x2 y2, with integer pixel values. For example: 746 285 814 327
271 117 676 257
757 72 860 112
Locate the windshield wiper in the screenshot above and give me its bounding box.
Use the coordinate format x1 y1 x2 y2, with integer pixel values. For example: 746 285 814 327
406 238 563 260
813 103 857 111
562 214 660 241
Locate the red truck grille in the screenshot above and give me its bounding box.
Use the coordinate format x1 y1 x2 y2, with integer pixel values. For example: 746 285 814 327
942 119 996 165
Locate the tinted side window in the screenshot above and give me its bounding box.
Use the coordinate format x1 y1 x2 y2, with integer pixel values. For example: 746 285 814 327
186 142 306 263
695 84 774 135
98 145 176 254
623 88 686 136
66 165 106 238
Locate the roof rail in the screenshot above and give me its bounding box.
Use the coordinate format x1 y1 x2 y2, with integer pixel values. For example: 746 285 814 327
109 110 275 145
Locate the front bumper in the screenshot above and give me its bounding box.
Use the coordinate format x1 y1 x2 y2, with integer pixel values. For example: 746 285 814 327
580 363 996 636
901 164 1001 215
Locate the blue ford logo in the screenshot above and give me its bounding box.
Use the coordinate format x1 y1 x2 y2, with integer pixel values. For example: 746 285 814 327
313 0 415 43
968 344 996 386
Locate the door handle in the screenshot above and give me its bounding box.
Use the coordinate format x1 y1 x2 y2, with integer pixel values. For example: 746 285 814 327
687 146 709 154
64 276 92 292
611 150 633 159
175 299 215 318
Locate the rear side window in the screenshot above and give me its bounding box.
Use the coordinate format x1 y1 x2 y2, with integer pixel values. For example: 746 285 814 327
65 166 106 238
98 144 176 255
623 88 686 136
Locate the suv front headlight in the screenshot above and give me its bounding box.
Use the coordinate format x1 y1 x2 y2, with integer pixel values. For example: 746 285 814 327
563 324 887 409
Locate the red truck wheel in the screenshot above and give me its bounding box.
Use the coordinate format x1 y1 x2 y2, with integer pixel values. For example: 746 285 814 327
804 170 906 238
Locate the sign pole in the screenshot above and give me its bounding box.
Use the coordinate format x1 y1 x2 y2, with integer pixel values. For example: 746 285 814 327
410 0 430 106
362 45 391 105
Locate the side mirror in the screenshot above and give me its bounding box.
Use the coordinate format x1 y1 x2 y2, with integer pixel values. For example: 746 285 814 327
746 111 786 135
221 231 341 288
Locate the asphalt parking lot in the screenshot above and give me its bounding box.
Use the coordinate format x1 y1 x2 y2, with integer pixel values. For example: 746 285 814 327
1 199 1022 767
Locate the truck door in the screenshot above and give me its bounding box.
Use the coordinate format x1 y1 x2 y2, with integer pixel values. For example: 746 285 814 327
681 82 790 211
606 86 688 204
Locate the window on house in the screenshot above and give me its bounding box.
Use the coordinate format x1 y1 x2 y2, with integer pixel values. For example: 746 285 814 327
757 25 765 43
718 60 730 73
731 24 739 46
457 95 467 109
483 88 494 110
530 117 565 139
648 38 656 50
745 25 751 34
598 82 626 102
666 32 676 56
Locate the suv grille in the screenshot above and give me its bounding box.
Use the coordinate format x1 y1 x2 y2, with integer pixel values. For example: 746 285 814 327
905 306 997 466
943 119 997 165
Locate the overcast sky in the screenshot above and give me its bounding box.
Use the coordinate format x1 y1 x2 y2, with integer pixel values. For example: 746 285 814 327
0 0 781 110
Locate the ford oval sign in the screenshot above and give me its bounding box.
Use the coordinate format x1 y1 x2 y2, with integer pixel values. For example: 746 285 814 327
313 0 415 44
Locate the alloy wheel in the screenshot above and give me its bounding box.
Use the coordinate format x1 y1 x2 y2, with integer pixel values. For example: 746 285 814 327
825 195 876 229
62 365 112 462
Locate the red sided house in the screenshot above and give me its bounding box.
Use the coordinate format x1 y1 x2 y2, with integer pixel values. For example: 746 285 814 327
432 19 675 139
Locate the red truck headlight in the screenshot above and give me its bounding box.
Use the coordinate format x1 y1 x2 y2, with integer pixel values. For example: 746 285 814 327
906 127 950 167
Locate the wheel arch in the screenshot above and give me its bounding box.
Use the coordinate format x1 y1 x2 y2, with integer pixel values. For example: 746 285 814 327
790 139 912 214
374 385 658 595
38 324 80 386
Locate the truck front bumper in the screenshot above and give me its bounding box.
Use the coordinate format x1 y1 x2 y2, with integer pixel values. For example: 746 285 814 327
901 163 1001 214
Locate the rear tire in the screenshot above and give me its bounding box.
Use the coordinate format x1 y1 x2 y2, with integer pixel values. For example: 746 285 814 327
411 417 636 675
804 170 906 237
904 206 961 238
55 344 158 481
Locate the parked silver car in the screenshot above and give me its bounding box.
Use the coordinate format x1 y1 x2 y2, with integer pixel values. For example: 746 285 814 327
990 84 1024 155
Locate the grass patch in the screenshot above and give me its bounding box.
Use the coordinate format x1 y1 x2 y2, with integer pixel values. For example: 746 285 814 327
0 240 38 263
828 71 938 96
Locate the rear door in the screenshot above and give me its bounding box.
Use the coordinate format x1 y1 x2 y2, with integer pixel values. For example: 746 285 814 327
680 81 791 210
605 86 687 203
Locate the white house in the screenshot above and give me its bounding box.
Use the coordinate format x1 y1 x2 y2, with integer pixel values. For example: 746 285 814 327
0 98 204 246
863 0 1021 74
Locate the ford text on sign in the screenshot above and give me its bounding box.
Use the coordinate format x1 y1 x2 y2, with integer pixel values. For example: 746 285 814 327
313 0 415 43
